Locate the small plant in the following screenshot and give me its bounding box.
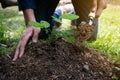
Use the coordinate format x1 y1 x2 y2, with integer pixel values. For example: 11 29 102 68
52 13 79 23
29 13 79 28
60 13 79 20
29 20 50 34
29 13 79 34
29 20 50 28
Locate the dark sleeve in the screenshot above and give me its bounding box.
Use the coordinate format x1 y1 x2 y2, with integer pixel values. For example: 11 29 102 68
18 0 36 11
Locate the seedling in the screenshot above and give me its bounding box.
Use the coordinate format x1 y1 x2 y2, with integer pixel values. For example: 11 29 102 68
52 16 62 23
60 13 79 20
29 20 50 29
52 13 79 23
29 13 79 33
29 13 79 28
29 20 50 34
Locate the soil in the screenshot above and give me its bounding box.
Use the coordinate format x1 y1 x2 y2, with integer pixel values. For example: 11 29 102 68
75 21 95 42
0 38 120 80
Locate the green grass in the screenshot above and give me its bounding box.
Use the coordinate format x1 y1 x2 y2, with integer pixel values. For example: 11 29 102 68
0 4 120 63
84 5 120 63
0 7 25 55
0 8 25 42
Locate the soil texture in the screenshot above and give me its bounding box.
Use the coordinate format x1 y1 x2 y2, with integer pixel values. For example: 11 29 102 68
75 21 95 42
0 38 120 80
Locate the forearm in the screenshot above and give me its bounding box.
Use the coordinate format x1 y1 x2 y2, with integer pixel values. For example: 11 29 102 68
23 9 36 27
17 0 36 26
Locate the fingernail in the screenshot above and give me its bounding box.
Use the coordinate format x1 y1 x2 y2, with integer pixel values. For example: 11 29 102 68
19 55 22 58
33 39 37 43
12 58 16 61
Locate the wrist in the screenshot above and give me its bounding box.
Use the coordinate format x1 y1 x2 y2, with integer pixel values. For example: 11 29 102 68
23 9 36 26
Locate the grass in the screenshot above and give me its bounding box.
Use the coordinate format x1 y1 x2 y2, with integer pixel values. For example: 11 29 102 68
0 6 25 55
84 4 120 63
0 4 120 63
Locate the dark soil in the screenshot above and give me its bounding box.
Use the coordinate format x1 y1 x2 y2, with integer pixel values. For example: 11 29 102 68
0 38 120 80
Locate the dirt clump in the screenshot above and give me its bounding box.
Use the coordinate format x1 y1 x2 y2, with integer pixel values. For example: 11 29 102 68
75 21 95 42
0 38 120 80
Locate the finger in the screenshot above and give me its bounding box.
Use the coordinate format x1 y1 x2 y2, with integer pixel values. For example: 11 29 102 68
19 46 25 58
91 0 97 12
95 0 106 18
89 0 97 19
32 28 40 43
12 27 34 61
12 42 21 61
95 7 103 18
18 29 33 58
12 49 19 61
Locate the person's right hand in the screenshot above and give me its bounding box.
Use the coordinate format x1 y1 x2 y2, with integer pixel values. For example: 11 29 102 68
12 26 40 61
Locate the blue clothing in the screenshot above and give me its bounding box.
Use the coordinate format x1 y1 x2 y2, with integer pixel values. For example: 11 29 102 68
51 9 62 28
52 8 76 26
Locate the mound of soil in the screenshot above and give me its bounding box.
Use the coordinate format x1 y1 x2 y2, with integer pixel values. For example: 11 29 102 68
0 38 120 80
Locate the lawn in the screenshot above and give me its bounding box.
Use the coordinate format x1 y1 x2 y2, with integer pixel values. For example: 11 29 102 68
0 3 120 63
84 4 120 63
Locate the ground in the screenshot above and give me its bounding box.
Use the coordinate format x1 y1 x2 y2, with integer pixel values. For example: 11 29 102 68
0 1 120 80
0 38 120 80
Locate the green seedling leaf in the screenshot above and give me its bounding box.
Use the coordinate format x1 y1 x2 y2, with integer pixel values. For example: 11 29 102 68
60 13 79 20
39 20 50 28
29 20 50 28
29 21 41 28
52 16 62 23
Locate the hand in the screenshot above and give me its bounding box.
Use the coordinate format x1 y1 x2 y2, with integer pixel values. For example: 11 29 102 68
90 0 107 18
12 26 40 61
